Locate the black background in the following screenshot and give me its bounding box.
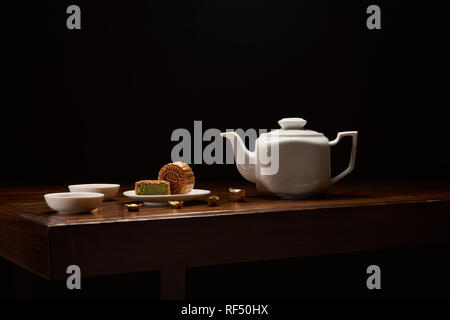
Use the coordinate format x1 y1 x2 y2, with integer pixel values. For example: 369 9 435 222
2 245 450 299
2 0 450 300
2 0 449 185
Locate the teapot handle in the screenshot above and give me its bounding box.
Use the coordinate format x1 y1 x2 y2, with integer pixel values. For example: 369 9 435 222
329 131 358 184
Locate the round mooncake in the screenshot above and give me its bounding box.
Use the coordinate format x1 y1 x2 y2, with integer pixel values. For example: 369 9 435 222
158 162 195 194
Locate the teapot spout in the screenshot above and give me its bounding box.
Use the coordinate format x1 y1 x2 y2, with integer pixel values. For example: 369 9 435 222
221 132 257 183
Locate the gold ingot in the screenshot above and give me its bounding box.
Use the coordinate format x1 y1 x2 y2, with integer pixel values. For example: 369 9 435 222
168 200 184 209
208 195 220 206
229 188 246 202
124 201 143 212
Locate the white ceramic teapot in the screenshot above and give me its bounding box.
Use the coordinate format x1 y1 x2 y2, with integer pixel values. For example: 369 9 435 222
221 118 358 198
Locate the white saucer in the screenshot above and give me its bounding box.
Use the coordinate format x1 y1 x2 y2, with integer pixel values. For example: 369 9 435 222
123 189 211 203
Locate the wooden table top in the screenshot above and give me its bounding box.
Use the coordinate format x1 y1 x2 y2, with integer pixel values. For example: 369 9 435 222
2 181 450 280
1 181 450 227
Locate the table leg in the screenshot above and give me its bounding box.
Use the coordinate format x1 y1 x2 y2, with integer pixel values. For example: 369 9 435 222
160 268 186 300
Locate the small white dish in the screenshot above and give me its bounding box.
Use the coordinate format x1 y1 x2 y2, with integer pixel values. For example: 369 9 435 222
68 184 120 200
44 192 104 214
123 189 211 204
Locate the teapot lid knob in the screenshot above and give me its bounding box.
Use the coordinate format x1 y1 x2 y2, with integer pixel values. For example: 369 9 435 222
278 118 307 130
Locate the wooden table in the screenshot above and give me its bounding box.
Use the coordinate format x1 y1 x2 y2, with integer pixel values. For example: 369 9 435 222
1 182 450 299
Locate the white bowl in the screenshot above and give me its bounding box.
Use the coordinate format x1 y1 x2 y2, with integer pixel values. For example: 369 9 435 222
68 184 120 200
44 192 104 214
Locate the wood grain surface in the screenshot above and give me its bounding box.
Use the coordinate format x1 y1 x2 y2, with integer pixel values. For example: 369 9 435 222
1 182 450 279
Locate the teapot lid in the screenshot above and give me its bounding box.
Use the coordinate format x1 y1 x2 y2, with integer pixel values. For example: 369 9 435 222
264 117 324 137
278 118 307 130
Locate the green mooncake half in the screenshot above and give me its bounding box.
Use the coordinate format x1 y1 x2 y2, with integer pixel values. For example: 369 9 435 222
135 180 170 195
